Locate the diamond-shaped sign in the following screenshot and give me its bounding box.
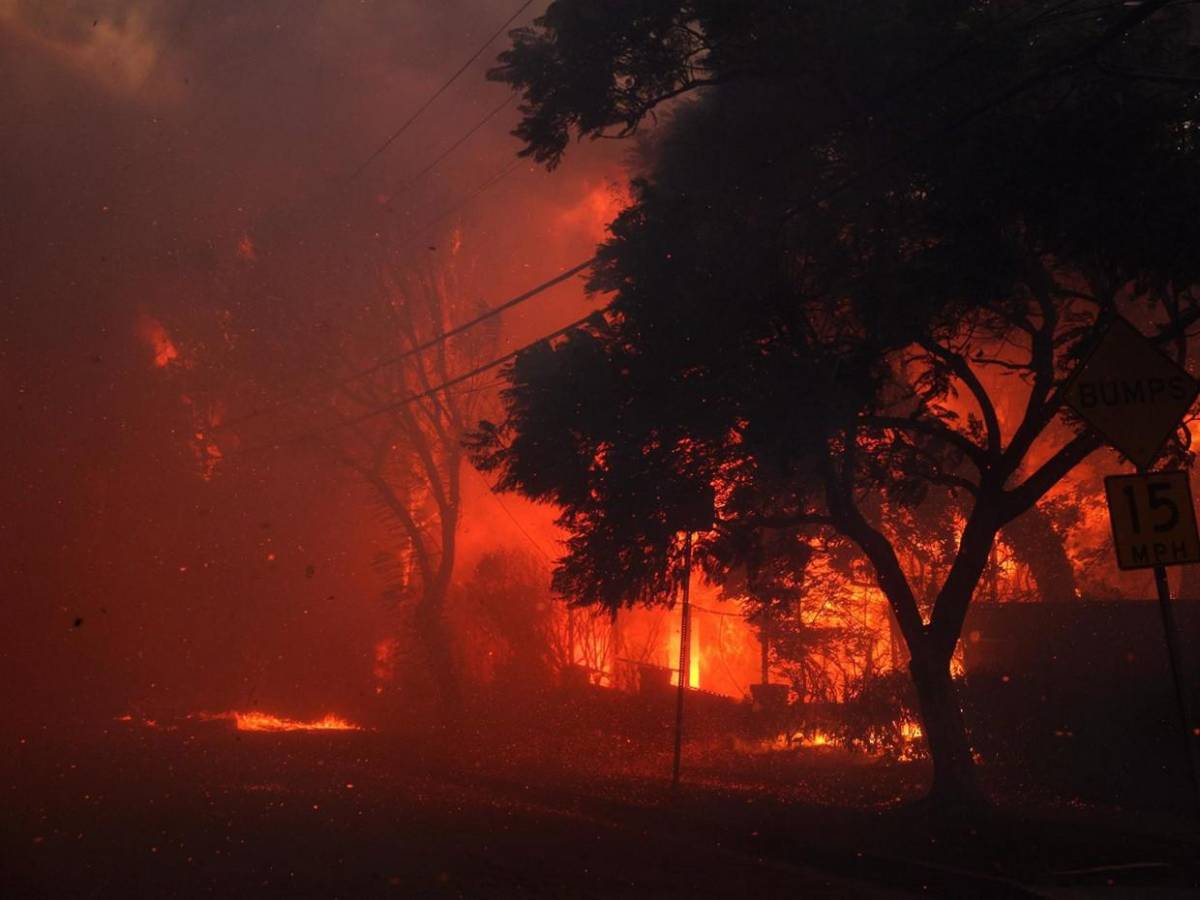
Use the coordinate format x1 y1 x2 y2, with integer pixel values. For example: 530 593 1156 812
1062 317 1200 469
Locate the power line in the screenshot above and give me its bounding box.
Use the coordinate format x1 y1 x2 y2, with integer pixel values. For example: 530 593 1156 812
447 376 507 397
224 0 1152 448
220 1 1072 436
213 161 538 435
172 160 529 449
185 5 532 249
347 0 537 181
235 308 603 454
690 603 747 619
213 156 533 436
332 258 592 382
471 465 554 561
216 258 593 431
363 94 519 246
389 94 516 196
389 156 526 253
370 0 1109 395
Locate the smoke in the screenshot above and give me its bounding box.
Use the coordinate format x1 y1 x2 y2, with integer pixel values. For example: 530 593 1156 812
0 2 169 97
0 1 626 731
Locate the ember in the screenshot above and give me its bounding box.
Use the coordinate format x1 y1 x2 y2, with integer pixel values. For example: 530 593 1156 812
136 314 180 368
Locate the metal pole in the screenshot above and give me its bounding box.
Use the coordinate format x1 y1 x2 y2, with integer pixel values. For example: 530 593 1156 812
671 530 693 791
1151 562 1200 817
759 604 770 686
567 608 575 669
1132 461 1200 817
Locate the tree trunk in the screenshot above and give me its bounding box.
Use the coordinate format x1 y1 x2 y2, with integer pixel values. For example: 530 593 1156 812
415 592 460 718
1003 504 1078 601
909 649 984 811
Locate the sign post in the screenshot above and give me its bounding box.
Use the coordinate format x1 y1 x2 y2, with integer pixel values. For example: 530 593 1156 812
1066 318 1200 816
1104 470 1200 814
1149 559 1200 817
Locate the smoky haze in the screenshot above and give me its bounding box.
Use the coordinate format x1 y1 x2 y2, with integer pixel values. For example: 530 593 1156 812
0 0 627 732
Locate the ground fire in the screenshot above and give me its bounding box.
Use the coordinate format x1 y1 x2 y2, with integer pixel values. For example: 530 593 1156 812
218 711 363 733
6 2 1200 897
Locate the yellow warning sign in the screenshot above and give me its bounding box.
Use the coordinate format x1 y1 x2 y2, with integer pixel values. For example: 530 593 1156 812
1062 317 1199 469
1104 471 1200 570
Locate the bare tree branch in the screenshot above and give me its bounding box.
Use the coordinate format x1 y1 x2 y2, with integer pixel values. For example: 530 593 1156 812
919 338 1002 458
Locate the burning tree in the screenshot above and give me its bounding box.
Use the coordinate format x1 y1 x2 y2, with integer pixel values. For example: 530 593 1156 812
473 1 1200 807
461 548 566 689
229 247 499 716
334 257 499 714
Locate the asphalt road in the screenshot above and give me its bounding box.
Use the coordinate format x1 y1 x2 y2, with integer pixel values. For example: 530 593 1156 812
1 726 919 898
2 724 1197 898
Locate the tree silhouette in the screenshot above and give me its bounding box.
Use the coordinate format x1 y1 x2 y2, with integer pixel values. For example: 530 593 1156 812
330 257 499 717
476 1 1200 807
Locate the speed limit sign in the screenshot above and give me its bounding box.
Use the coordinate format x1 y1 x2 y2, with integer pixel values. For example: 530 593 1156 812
1104 471 1200 570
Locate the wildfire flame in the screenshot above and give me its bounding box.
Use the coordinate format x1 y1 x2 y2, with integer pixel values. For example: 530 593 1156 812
558 179 632 241
225 711 362 732
116 711 363 732
667 618 702 688
373 638 400 694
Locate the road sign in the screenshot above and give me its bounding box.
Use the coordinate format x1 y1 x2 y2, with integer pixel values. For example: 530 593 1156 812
1062 317 1199 469
1104 471 1200 570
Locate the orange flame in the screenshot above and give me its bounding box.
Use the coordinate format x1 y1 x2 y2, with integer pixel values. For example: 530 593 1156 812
667 616 702 688
558 179 632 241
225 711 361 732
117 711 361 732
373 638 400 694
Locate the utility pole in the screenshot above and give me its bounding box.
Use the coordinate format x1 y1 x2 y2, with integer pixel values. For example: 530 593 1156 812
671 530 694 792
666 484 713 793
566 607 575 670
759 607 770 686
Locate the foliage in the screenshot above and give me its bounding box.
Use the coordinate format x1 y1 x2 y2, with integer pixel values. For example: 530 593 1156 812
476 0 1200 800
462 548 563 687
837 670 925 760
312 251 500 709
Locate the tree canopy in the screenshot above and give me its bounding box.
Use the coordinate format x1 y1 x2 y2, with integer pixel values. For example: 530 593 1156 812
476 0 1200 804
